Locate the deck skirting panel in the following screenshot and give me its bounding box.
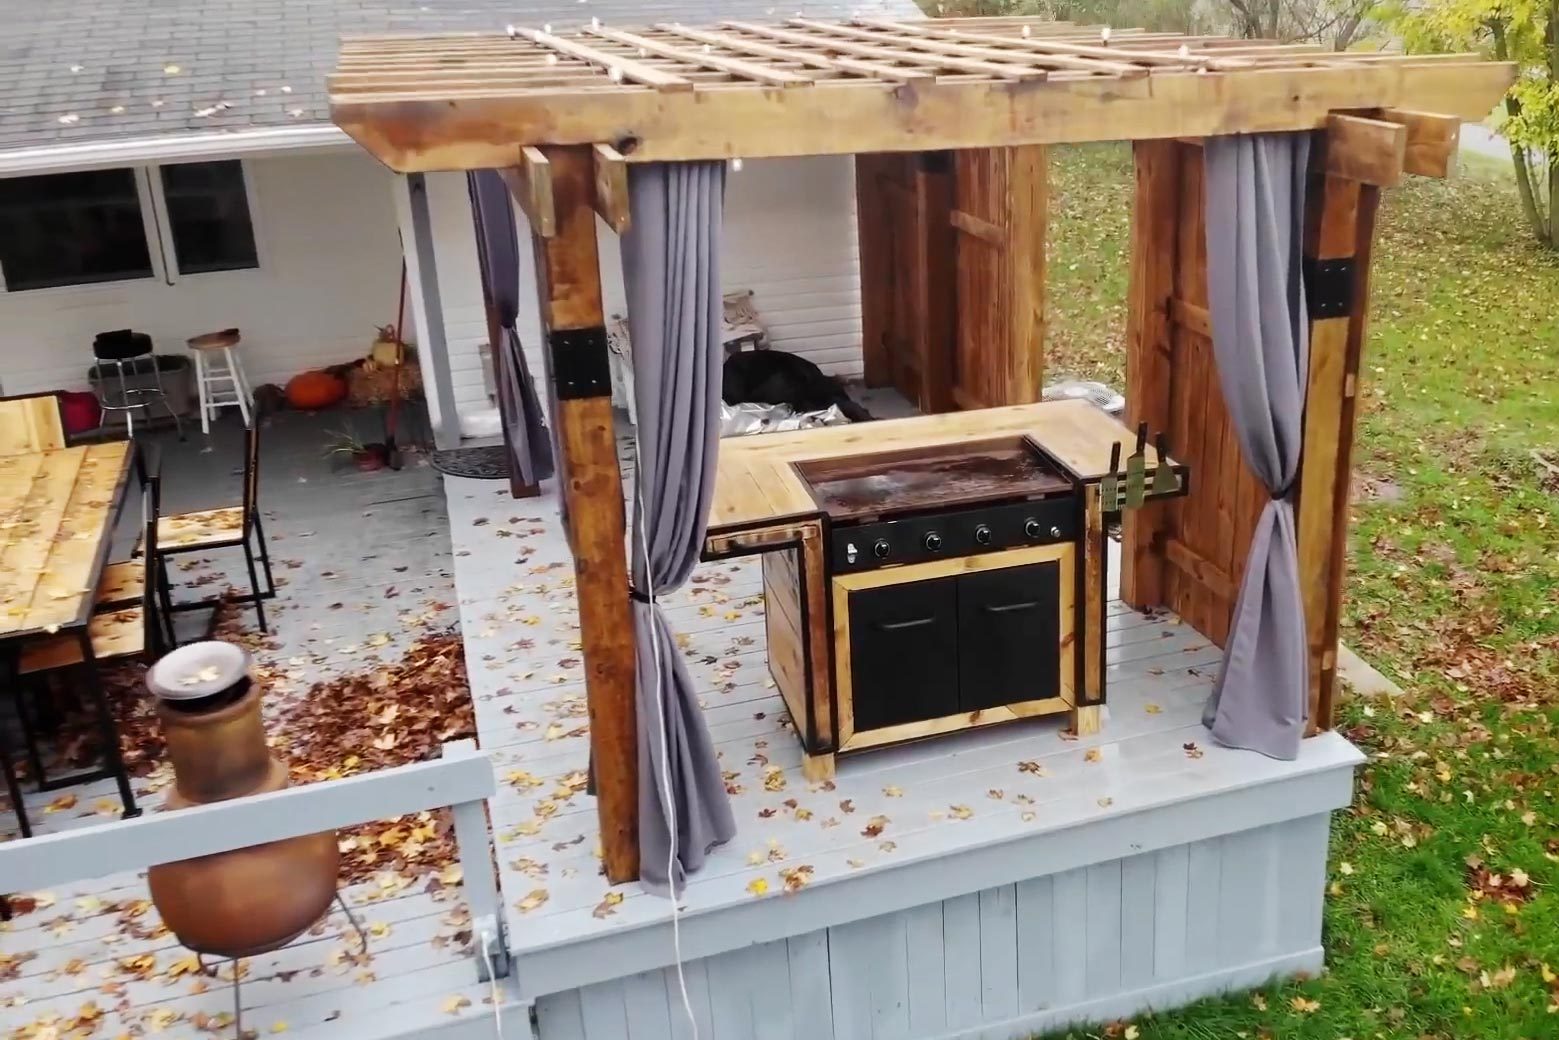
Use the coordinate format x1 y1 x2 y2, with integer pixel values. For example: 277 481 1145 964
511 748 1355 1001
533 810 1337 1040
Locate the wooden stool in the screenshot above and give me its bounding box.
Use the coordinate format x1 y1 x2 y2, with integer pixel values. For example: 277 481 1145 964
187 329 252 435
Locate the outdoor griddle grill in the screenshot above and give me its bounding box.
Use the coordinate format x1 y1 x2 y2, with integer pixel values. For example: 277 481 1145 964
702 399 1188 780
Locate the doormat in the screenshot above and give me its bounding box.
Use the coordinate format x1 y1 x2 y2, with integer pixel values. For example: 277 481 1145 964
430 445 509 480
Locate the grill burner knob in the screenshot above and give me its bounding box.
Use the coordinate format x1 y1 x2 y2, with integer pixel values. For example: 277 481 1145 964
974 524 993 546
924 532 943 551
873 539 891 559
1024 518 1042 538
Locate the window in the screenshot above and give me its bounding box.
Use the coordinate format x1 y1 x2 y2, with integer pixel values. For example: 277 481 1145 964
160 160 259 275
0 160 259 292
0 168 154 291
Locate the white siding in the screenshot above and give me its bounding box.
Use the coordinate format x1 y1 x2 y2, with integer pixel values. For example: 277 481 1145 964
427 155 865 423
0 151 403 396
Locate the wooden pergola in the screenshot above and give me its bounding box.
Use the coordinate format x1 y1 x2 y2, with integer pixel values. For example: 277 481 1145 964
331 16 1513 884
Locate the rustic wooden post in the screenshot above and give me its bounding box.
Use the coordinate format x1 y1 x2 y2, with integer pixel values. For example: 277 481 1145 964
525 146 640 882
1120 139 1182 610
1298 120 1392 733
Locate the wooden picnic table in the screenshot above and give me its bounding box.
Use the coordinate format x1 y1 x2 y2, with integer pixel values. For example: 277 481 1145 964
0 442 133 643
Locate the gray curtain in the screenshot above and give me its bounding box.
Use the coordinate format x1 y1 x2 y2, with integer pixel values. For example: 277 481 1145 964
467 170 554 486
1200 133 1313 761
620 161 736 892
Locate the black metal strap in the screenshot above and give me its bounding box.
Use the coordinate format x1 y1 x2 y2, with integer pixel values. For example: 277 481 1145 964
1303 256 1356 319
547 326 612 400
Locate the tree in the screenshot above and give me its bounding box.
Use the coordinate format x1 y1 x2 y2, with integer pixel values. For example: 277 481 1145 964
1391 0 1559 247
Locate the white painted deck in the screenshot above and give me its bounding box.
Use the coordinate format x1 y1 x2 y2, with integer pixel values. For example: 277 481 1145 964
443 427 1364 1015
1 412 496 1040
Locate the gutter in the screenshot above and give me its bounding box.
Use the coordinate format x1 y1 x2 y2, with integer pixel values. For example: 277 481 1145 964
0 123 355 177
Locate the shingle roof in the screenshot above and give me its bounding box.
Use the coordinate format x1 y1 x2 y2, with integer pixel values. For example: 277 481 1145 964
0 0 923 156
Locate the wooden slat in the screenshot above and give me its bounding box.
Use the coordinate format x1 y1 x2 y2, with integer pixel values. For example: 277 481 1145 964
1377 107 1461 177
509 26 694 91
663 24 924 82
591 143 630 233
583 26 815 86
1324 113 1407 187
500 146 556 237
531 146 639 882
727 21 1048 81
849 18 1151 76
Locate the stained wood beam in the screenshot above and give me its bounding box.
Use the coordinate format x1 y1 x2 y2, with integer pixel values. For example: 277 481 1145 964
591 143 630 233
531 146 639 882
509 26 694 91
1377 108 1461 178
500 146 555 237
584 25 814 86
1324 113 1407 187
728 20 1048 81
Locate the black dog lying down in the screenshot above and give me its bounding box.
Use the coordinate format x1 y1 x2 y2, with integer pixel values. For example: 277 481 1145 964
722 349 872 422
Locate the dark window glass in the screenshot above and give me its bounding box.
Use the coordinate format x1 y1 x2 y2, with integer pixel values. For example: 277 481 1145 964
161 160 258 275
0 168 154 291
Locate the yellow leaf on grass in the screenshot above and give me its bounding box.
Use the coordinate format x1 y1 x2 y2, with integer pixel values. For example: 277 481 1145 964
1125 1027 1141 1040
1540 963 1556 984
1290 996 1321 1013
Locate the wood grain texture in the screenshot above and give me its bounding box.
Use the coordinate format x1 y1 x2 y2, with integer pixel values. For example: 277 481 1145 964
1323 113 1407 186
500 146 555 237
590 143 630 233
0 394 66 455
531 145 638 883
1120 140 1182 611
0 442 130 638
1378 108 1460 178
855 154 897 389
952 146 1047 409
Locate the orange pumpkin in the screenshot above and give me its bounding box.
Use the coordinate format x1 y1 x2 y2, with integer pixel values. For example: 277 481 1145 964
285 370 347 411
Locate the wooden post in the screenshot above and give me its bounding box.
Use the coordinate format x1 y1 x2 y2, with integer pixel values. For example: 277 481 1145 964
1120 139 1182 610
855 154 895 389
1297 133 1383 734
528 146 640 882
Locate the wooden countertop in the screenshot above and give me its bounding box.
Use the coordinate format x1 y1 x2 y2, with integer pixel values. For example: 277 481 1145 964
0 442 132 640
709 400 1173 531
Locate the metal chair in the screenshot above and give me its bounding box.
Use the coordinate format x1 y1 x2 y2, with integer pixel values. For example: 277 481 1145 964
154 419 276 631
91 330 184 439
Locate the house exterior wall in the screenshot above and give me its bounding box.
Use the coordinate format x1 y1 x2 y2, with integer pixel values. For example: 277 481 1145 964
426 155 865 424
0 151 403 397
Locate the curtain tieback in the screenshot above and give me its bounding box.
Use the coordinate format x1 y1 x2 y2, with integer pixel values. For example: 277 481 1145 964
629 588 652 604
1270 481 1296 502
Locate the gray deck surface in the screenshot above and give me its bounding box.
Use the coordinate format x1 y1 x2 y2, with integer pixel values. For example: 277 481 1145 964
443 405 1363 1002
2 410 498 1040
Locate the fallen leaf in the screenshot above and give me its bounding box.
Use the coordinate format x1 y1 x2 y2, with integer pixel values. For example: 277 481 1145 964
1084 748 1102 764
949 804 974 820
883 785 903 797
1290 996 1321 1013
861 815 889 838
441 994 471 1015
593 892 624 919
516 889 549 914
46 794 78 813
746 877 770 897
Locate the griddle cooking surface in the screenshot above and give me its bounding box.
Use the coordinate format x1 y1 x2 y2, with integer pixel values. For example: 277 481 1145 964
796 436 1071 520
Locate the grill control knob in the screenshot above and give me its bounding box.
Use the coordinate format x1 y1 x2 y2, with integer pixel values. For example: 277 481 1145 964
973 524 993 546
872 539 891 559
924 532 944 551
1024 518 1042 538
1050 525 1062 538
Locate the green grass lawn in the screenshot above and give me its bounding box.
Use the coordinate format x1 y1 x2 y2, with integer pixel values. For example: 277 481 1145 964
1043 144 1559 1039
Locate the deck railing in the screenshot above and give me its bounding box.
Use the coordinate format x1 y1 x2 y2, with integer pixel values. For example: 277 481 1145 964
0 739 509 982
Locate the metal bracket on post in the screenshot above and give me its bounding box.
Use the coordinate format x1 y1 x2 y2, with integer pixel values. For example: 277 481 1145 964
444 740 512 983
1303 257 1356 318
547 326 613 400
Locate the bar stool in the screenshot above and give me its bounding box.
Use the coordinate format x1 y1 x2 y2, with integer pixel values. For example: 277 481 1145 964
187 328 252 435
92 330 184 439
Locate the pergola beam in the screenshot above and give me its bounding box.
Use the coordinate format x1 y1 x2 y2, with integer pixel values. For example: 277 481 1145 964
1324 114 1408 187
499 146 555 237
1378 108 1461 178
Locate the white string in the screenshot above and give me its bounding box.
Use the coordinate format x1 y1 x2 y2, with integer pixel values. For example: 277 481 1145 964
634 425 700 1040
478 932 503 1040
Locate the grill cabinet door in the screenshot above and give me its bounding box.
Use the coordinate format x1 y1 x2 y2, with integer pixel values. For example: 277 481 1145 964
957 562 1061 712
847 576 959 733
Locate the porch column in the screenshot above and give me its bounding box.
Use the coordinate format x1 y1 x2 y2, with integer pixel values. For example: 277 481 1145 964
392 173 462 451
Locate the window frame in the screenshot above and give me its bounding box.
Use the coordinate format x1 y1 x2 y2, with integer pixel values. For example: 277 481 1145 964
0 159 263 295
